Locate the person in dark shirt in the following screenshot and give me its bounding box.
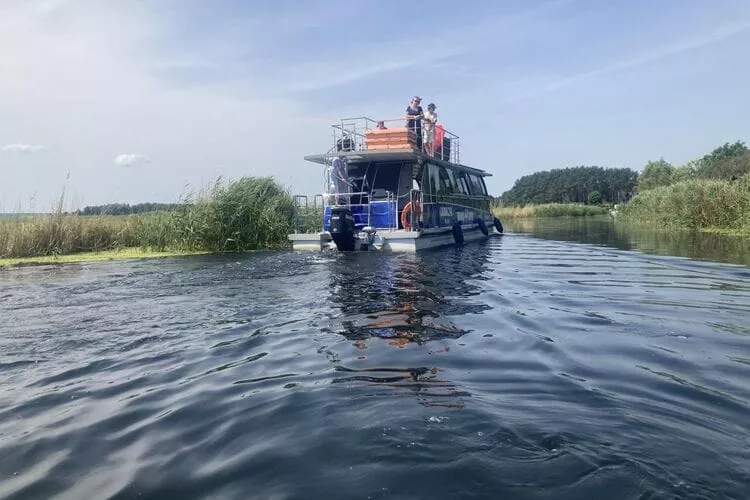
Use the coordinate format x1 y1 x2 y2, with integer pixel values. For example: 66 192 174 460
405 96 423 151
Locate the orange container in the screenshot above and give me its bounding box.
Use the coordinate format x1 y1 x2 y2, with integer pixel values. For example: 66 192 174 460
367 143 414 150
365 128 416 150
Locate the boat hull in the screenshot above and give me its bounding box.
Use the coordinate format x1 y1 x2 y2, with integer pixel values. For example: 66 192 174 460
288 224 500 252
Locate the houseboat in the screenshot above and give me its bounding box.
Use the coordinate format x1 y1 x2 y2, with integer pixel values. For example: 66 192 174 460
288 116 503 252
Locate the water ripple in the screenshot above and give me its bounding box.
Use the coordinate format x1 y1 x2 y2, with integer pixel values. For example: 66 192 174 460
1 238 749 499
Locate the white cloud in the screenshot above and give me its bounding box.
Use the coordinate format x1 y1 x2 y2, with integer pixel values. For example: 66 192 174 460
2 143 48 153
0 1 326 206
114 153 150 167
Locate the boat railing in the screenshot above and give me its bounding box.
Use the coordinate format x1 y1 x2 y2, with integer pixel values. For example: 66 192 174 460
332 116 460 165
292 194 325 234
294 187 489 234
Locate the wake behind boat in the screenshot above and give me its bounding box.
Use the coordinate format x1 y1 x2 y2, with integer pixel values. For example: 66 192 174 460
288 116 503 252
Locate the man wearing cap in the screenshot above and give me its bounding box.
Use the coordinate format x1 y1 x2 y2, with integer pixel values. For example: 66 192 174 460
405 96 424 151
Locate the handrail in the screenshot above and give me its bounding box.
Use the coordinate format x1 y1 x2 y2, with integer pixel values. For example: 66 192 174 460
330 116 461 165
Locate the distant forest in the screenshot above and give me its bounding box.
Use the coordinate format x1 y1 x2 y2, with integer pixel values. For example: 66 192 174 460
499 140 750 206
499 166 638 206
74 203 181 216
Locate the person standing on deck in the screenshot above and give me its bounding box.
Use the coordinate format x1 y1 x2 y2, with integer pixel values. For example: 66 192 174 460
331 154 349 205
422 103 437 156
405 96 424 151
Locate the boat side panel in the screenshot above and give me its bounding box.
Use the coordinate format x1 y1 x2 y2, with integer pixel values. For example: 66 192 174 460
318 201 493 232
381 225 492 252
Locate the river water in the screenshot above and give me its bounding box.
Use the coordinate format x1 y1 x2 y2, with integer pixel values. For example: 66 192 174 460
1 217 749 499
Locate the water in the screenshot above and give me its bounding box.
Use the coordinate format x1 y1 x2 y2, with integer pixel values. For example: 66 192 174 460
1 220 749 499
507 215 750 266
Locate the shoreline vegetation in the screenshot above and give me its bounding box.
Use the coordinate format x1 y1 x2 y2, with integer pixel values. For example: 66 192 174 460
617 175 750 234
491 203 609 219
614 141 750 234
497 140 750 236
1 177 321 268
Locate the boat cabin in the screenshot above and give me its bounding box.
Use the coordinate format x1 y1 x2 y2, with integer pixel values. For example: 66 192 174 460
301 117 493 234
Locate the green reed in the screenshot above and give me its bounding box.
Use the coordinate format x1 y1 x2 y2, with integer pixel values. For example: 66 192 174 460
0 213 141 258
0 177 301 259
618 174 750 232
166 176 296 252
492 203 609 219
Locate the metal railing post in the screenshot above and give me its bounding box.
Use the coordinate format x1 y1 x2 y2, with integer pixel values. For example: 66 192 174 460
293 195 308 233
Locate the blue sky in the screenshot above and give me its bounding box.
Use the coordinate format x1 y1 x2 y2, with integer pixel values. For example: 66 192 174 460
1 0 749 211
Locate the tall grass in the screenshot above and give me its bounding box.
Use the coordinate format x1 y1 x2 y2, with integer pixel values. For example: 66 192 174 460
492 203 608 219
0 176 301 259
0 186 142 258
158 177 296 252
618 174 750 231
0 214 141 258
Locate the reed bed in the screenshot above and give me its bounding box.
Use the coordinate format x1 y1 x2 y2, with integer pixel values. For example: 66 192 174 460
0 177 302 259
492 203 608 219
618 175 750 231
158 177 296 252
0 213 140 258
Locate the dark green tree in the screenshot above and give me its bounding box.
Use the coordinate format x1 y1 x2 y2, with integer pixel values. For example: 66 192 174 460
637 158 674 192
501 166 637 205
695 141 749 180
587 190 602 205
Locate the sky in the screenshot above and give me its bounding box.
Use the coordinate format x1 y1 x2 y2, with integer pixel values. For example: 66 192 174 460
1 0 749 212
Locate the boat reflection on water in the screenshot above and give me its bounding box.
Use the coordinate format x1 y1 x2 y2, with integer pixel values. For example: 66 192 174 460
326 242 493 347
324 242 496 407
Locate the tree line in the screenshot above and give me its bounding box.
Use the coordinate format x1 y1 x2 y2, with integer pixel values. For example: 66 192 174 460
499 166 638 206
498 139 749 206
74 203 181 216
637 141 749 192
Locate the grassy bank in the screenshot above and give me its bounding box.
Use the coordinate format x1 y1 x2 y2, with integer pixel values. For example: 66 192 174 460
618 175 750 233
1 177 321 263
492 203 609 219
0 212 143 258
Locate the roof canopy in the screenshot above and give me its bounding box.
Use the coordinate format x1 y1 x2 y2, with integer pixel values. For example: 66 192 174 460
304 149 492 177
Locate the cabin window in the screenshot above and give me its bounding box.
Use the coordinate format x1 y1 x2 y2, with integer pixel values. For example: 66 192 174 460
366 162 401 192
454 172 470 195
438 167 454 194
478 176 488 196
426 164 442 199
468 174 487 196
421 164 435 203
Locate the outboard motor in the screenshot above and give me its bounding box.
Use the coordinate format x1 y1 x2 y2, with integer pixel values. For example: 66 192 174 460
329 207 356 251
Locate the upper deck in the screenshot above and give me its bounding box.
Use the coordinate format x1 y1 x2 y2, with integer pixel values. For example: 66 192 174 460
303 116 492 178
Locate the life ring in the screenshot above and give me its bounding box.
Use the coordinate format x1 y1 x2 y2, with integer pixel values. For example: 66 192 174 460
474 217 489 236
401 201 422 229
493 217 504 233
452 221 464 244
